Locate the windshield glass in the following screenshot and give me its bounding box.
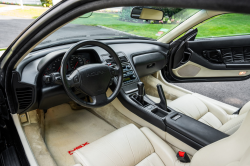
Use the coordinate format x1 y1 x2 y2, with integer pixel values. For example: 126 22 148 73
39 7 200 47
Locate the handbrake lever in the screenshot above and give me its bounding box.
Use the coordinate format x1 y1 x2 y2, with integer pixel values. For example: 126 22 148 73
155 84 167 111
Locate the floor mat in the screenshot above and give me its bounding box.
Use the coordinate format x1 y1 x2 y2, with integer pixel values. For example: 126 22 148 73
45 104 116 166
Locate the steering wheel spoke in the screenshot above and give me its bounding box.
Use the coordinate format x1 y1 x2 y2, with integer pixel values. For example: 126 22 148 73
66 70 81 88
109 66 120 77
91 93 108 105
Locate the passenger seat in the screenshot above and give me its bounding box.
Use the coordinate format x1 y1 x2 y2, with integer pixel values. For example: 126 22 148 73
149 94 249 135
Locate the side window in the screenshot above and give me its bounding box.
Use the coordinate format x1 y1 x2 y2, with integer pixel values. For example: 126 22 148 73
195 13 250 38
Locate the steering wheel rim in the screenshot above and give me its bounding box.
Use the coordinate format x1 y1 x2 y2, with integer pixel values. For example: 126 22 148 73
60 40 123 108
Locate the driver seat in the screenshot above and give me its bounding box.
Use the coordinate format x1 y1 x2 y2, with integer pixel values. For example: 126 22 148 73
73 109 250 166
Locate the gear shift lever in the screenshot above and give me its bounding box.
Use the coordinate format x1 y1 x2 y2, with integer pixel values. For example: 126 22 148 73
137 82 145 105
155 84 167 111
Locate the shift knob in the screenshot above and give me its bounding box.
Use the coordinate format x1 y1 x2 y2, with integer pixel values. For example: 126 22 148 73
137 82 145 105
137 82 145 96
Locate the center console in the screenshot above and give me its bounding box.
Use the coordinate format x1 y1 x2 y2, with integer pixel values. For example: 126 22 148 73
119 82 228 150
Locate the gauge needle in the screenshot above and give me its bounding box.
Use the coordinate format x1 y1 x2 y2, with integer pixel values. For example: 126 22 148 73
57 66 61 72
74 62 78 69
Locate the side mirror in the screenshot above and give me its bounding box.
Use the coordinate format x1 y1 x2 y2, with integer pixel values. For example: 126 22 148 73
131 7 164 21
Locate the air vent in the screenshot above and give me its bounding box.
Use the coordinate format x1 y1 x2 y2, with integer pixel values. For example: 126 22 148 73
16 88 33 110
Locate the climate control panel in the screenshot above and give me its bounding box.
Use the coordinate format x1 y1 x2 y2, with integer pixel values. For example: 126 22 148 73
103 53 138 86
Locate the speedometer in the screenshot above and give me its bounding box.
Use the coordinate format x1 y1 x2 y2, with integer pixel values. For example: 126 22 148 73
69 55 84 69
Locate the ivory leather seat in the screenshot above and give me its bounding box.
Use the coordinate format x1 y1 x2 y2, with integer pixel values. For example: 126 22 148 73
149 94 249 135
73 109 250 166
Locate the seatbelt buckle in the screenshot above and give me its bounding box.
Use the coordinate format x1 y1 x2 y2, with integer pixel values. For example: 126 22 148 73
177 151 190 163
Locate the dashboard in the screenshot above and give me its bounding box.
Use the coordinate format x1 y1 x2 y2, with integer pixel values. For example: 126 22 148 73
13 40 169 114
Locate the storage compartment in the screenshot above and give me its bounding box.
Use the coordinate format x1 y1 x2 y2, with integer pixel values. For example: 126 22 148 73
152 108 168 117
133 52 167 77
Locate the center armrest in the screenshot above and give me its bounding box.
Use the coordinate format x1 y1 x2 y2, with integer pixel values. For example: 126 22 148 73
164 109 229 150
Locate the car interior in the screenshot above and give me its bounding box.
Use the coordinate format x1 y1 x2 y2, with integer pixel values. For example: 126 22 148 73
5 4 250 166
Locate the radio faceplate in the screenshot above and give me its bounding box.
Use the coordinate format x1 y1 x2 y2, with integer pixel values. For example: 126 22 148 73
121 63 137 85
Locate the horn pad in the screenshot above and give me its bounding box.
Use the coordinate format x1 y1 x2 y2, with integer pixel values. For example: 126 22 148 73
77 64 111 96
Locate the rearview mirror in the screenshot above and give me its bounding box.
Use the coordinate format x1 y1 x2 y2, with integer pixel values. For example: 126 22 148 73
131 7 164 21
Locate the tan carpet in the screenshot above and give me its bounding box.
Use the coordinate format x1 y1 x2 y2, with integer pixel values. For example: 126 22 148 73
45 104 116 166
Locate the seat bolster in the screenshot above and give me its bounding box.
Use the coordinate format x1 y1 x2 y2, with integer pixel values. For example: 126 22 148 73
219 113 247 135
168 94 208 120
197 97 229 124
140 127 178 166
198 112 222 129
239 101 250 115
73 124 154 166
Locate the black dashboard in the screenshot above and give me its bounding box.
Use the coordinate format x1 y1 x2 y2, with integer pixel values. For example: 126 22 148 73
12 39 169 114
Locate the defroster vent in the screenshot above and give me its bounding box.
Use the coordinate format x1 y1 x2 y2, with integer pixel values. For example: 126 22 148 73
16 88 33 110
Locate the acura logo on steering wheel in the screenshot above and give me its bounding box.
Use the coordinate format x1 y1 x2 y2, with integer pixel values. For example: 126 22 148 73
86 71 105 77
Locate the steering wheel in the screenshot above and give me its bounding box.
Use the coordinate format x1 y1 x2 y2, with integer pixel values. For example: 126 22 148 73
60 40 123 108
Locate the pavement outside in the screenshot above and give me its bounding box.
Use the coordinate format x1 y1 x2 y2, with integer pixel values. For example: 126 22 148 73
0 5 249 108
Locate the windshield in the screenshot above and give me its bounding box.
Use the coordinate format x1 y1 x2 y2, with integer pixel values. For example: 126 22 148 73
39 7 200 47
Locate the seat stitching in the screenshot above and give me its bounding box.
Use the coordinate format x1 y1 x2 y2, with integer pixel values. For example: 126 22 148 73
123 130 136 165
147 155 154 166
199 118 210 126
153 153 164 166
223 121 243 133
98 146 117 166
192 100 203 118
141 131 153 156
107 140 126 166
199 116 214 128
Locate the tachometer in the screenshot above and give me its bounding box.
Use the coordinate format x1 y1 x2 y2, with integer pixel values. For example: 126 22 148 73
43 57 62 75
69 55 84 69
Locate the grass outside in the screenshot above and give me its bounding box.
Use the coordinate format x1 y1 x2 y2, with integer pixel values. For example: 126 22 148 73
0 48 6 51
0 4 6 7
196 13 250 38
72 12 250 40
0 7 48 19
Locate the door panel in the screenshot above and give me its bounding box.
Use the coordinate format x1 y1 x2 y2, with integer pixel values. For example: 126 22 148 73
164 33 250 82
172 61 250 78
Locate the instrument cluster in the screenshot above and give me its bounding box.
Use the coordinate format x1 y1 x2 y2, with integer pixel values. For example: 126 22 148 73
43 52 92 76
